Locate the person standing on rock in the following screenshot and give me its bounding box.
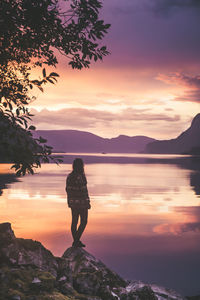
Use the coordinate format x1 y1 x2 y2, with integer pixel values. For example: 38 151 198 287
66 158 91 247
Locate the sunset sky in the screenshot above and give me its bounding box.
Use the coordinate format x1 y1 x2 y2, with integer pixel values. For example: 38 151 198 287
30 0 200 139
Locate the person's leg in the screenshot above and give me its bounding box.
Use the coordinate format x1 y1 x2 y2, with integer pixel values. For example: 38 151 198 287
71 208 79 242
75 208 88 242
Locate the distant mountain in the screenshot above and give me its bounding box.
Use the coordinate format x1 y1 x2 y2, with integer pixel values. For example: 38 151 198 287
145 113 200 154
33 130 155 153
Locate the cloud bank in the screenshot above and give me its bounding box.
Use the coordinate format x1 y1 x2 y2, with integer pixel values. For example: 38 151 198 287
157 73 200 103
30 107 181 138
31 107 180 128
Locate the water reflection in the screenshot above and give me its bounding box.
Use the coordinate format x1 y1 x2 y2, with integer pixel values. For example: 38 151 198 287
154 222 200 234
190 171 200 196
0 155 200 296
60 153 200 197
0 164 18 196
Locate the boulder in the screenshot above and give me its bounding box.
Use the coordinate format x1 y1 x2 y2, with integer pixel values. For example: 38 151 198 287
0 223 58 276
63 247 126 298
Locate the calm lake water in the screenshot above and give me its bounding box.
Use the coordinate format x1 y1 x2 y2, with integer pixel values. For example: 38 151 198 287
0 154 200 296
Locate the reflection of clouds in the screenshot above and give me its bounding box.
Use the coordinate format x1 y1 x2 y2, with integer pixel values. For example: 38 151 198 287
164 197 172 201
9 163 180 203
0 197 6 209
173 206 200 221
89 183 170 201
8 189 65 203
0 173 18 196
1 158 200 295
154 222 200 235
6 163 200 219
6 167 68 199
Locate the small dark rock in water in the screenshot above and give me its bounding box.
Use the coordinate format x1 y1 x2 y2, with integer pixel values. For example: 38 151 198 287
0 222 188 300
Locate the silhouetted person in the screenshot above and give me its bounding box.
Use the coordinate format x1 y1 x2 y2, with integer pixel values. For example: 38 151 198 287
66 158 91 247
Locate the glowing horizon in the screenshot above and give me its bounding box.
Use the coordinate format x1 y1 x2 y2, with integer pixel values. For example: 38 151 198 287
29 1 200 139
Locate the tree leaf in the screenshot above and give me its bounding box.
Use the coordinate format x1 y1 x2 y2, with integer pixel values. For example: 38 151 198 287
43 68 46 78
47 78 55 84
28 125 36 130
49 72 59 77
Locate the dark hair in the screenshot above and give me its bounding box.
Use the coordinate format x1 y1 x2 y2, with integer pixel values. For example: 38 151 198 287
72 158 84 174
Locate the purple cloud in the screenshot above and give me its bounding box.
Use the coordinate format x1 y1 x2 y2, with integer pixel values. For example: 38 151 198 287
100 0 200 70
31 107 180 130
157 73 200 88
152 0 200 16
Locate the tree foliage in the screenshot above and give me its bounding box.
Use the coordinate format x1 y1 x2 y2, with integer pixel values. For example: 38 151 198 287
0 0 110 68
0 0 110 175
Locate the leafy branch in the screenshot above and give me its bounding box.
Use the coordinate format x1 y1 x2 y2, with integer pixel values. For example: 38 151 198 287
0 0 110 175
0 66 63 176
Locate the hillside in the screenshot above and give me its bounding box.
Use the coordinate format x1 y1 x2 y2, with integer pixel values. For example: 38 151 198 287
34 130 155 153
145 113 200 154
0 222 186 300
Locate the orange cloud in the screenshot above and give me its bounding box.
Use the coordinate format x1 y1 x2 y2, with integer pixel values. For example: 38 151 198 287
157 73 200 103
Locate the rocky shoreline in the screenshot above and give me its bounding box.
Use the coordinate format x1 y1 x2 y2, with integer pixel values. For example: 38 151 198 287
0 223 197 300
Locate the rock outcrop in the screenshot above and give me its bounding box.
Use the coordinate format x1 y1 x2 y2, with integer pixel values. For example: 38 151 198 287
0 223 187 300
0 223 58 277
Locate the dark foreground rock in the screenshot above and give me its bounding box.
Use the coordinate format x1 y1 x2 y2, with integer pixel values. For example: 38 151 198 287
0 222 190 300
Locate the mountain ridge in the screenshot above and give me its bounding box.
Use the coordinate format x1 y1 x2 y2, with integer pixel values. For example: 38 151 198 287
34 130 156 153
33 114 200 154
145 113 200 154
